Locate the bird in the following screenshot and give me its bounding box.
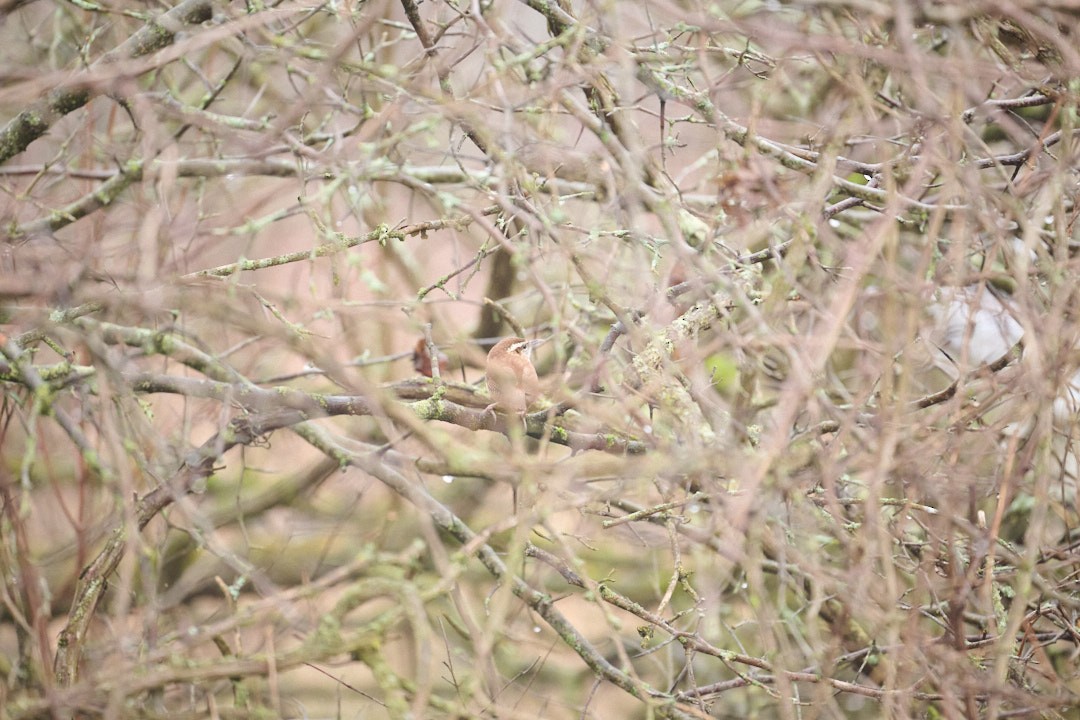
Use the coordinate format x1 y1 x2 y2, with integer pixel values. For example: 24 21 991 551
485 337 540 414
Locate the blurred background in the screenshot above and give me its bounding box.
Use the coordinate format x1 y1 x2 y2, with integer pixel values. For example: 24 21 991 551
1 0 1079 717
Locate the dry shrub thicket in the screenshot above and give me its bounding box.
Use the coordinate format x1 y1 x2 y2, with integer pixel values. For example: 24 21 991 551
2 0 1080 718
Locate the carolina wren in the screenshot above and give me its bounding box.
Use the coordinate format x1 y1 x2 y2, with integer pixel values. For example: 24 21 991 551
485 337 540 414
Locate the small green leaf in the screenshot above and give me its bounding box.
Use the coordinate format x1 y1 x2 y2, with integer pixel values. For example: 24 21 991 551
705 352 739 394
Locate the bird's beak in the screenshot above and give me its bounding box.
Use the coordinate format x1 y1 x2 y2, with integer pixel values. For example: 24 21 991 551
509 337 548 357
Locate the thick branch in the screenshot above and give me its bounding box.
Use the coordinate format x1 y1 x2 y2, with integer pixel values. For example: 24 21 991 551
0 0 214 166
